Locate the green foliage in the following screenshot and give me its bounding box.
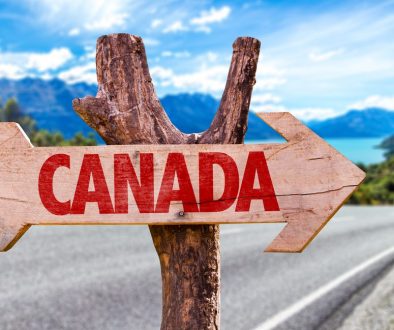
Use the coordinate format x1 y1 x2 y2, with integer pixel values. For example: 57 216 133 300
0 98 97 147
31 130 97 147
67 132 97 146
350 134 394 204
0 98 38 136
378 135 394 159
348 156 394 205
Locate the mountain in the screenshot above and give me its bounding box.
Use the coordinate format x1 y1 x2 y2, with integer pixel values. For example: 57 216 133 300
161 93 280 139
0 78 394 140
309 108 394 138
0 78 280 140
0 78 97 138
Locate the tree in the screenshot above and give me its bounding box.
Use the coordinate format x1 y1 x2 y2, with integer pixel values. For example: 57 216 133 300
378 135 394 159
348 156 394 204
0 98 97 147
0 98 37 137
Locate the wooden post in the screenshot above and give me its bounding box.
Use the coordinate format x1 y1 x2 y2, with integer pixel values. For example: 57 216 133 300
73 33 260 329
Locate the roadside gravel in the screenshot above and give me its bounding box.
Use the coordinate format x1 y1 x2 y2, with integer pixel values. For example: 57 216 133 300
338 265 394 330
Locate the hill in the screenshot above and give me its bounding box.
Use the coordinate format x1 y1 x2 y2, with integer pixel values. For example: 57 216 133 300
0 78 96 138
161 93 280 140
309 108 394 138
1 78 394 140
0 78 279 139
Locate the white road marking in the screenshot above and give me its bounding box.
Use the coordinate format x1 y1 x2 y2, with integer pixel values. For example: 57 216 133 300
252 245 394 330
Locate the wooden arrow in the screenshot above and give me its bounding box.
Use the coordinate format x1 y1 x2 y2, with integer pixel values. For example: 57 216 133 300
0 112 365 252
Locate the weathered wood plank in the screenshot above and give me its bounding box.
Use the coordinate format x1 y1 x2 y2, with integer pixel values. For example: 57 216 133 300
0 112 365 253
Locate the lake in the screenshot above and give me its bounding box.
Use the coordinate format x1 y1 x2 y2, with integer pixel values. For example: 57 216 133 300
246 138 385 165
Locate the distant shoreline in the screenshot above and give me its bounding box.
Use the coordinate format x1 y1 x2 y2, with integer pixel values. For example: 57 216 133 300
245 137 385 165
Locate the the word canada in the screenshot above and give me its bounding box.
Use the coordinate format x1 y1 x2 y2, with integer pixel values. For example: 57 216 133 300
38 151 280 215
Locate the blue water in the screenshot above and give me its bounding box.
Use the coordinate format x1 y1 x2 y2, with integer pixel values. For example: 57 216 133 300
246 138 385 165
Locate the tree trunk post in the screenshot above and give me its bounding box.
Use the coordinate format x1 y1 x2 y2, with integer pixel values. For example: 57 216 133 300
73 33 260 330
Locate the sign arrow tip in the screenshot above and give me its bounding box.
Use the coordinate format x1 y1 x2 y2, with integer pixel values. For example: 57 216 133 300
256 112 366 252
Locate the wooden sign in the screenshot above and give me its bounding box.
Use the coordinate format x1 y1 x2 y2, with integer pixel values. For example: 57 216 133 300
0 112 365 252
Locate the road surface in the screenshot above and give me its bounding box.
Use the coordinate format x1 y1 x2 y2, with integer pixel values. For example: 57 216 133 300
0 206 393 330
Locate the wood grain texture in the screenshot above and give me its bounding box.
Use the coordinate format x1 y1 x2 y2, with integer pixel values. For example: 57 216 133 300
72 34 261 330
0 114 365 251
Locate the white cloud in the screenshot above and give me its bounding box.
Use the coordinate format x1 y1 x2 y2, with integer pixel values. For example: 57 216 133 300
287 107 338 121
0 48 74 78
159 6 232 35
151 50 285 98
255 63 287 90
263 3 394 109
257 77 287 90
197 51 219 62
348 95 394 110
79 49 96 61
0 64 25 79
68 28 80 36
309 48 344 62
151 64 228 93
163 21 188 33
251 104 338 121
249 91 337 121
194 25 212 33
151 19 163 28
252 93 282 104
57 62 97 84
190 6 231 26
150 66 172 76
28 0 131 33
84 12 128 31
150 66 173 80
161 51 191 58
144 38 160 46
26 48 74 72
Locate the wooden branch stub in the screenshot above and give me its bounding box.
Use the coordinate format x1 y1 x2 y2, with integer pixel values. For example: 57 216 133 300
198 37 260 144
73 33 186 145
73 34 261 147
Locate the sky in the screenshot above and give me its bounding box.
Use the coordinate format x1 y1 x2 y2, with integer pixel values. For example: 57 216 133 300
0 0 394 120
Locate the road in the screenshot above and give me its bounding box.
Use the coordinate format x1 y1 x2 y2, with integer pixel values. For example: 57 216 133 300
0 206 393 330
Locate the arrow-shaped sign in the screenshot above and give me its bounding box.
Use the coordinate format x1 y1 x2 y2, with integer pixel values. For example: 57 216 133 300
0 112 365 252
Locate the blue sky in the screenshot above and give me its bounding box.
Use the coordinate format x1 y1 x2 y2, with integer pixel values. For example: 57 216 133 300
0 0 394 120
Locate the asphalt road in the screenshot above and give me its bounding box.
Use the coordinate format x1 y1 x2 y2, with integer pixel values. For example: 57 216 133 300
0 206 393 330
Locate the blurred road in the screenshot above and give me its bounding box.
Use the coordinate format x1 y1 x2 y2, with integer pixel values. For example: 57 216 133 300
0 206 393 330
